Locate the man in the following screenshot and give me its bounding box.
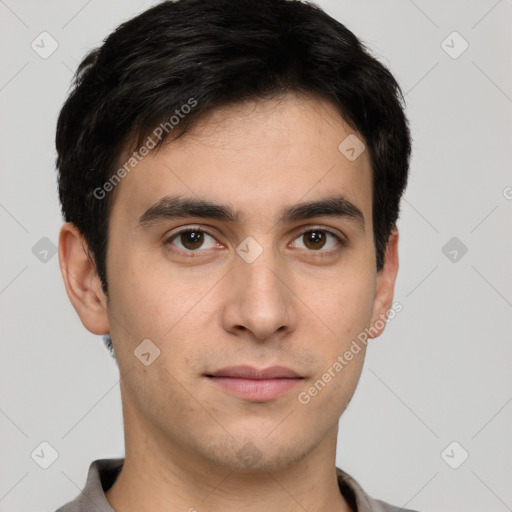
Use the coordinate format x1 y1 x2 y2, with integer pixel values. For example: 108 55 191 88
55 0 415 510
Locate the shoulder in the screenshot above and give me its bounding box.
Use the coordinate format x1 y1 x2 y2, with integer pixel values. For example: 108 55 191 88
336 467 422 512
54 458 124 512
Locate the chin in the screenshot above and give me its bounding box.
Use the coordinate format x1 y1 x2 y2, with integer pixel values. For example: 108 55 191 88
198 432 312 473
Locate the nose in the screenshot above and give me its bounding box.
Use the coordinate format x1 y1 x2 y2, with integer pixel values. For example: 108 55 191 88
221 246 297 342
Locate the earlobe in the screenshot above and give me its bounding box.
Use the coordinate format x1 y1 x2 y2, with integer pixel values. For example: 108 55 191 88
368 228 399 340
58 222 110 335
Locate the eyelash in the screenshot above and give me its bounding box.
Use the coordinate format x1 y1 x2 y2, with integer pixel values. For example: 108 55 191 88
164 225 347 256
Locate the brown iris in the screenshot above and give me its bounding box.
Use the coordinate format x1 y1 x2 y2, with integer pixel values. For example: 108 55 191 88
302 230 327 250
180 231 205 250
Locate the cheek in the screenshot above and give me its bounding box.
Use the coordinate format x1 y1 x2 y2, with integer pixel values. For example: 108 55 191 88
121 357 204 445
106 261 220 373
312 268 376 338
107 253 186 333
296 340 367 428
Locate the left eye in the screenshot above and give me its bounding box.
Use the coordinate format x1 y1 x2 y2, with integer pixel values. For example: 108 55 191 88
291 229 343 252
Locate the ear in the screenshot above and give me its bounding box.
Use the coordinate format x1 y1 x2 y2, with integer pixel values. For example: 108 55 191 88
58 222 110 335
368 227 399 339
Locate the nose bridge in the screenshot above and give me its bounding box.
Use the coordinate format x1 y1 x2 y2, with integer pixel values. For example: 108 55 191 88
238 236 288 306
222 235 295 340
240 250 285 300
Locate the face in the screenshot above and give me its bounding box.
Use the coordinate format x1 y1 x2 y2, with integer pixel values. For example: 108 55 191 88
66 93 398 473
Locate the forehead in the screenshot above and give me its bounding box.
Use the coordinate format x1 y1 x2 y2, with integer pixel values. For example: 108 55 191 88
111 93 373 229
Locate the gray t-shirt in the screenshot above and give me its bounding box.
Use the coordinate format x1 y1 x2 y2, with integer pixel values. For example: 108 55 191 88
55 458 420 512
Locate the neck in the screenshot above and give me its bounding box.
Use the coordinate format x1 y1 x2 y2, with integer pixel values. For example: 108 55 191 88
105 396 352 512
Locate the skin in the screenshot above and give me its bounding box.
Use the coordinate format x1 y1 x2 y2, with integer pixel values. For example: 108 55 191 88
59 92 399 512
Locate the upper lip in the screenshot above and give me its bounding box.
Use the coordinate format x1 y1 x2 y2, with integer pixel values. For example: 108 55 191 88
207 365 303 379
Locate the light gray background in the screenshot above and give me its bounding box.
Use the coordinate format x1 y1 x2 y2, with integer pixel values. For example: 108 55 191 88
1 0 511 511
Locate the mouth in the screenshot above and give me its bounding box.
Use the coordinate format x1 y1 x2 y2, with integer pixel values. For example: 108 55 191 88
205 365 305 401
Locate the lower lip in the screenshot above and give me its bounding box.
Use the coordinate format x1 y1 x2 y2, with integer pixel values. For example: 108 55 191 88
206 376 303 401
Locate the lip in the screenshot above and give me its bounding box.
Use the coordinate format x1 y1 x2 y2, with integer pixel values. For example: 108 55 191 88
208 365 302 379
205 365 304 401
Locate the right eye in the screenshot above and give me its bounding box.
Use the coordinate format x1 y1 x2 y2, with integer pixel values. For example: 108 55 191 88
165 227 220 254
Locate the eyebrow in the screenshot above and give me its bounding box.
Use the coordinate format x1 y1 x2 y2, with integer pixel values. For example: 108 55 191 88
138 194 365 232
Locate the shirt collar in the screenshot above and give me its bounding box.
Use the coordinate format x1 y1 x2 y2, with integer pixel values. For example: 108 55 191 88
56 458 411 512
